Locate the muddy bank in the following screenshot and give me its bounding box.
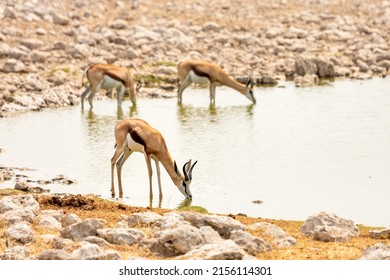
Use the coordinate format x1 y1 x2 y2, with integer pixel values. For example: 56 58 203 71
0 0 389 116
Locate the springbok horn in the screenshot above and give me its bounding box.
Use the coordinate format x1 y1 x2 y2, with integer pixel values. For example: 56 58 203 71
174 161 179 175
182 161 191 181
188 160 198 180
246 75 252 87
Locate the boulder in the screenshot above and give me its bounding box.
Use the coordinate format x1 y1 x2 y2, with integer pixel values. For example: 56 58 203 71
295 56 317 76
39 210 64 222
61 213 82 227
360 243 390 260
313 226 354 242
3 7 16 19
199 226 223 244
71 243 101 260
113 37 128 46
247 222 296 248
201 22 220 32
108 19 128 29
153 212 189 230
300 212 359 242
150 224 206 256
30 51 49 63
97 228 146 245
369 228 390 239
0 194 40 214
67 44 91 59
19 39 43 50
0 168 14 182
4 222 35 245
124 211 163 227
53 14 69 25
178 211 245 238
2 59 26 73
230 230 272 255
0 43 11 57
37 215 63 231
177 240 251 260
295 56 335 78
0 209 36 225
2 246 31 260
14 181 49 193
37 249 75 260
85 250 122 260
84 236 112 247
61 219 105 241
313 58 335 77
53 236 74 250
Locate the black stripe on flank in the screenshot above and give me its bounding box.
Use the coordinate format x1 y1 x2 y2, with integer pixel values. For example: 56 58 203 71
129 129 146 148
192 66 210 79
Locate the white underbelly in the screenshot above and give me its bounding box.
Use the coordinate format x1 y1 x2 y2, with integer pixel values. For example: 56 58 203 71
189 70 209 84
126 133 145 153
101 75 123 89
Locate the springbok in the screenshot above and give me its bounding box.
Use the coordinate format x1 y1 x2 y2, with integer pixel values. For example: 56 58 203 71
177 59 256 105
110 118 197 200
80 63 141 109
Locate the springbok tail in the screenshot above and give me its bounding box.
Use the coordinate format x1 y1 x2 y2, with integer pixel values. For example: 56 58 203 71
81 66 90 87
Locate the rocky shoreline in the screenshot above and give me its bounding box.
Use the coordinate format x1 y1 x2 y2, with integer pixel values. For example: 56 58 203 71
1 0 390 116
1 192 390 260
1 164 390 260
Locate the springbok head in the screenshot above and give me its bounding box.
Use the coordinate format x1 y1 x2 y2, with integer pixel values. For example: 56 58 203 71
174 159 198 199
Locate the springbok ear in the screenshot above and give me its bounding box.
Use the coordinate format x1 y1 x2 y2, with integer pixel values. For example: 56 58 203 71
174 161 179 175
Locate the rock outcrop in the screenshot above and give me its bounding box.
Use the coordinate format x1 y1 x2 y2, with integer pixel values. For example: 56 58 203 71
300 212 360 242
1 0 389 116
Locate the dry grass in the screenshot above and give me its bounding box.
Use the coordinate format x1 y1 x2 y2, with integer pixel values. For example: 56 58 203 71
1 190 388 260
227 215 388 260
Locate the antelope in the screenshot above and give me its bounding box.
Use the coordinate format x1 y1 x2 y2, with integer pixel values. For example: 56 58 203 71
177 59 256 105
110 118 197 200
80 63 141 109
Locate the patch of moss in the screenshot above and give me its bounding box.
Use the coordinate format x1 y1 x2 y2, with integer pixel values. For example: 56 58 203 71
60 66 71 73
177 205 208 214
154 61 177 67
43 66 78 80
0 188 25 197
135 74 176 86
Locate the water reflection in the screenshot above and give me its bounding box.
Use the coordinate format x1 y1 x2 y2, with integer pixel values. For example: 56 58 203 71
84 105 138 122
176 197 193 209
116 108 124 120
83 109 115 128
2 79 389 226
115 106 138 120
81 105 139 141
176 103 255 126
127 105 138 119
